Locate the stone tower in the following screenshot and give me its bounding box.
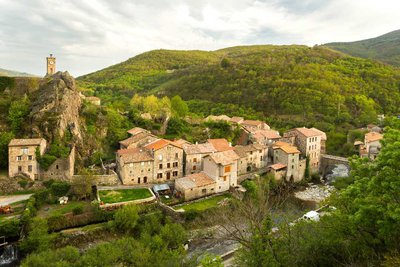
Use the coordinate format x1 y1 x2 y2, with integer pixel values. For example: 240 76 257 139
46 54 56 75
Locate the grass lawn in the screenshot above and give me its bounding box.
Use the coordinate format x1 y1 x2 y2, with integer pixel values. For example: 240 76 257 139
37 201 92 218
99 188 152 204
176 194 231 212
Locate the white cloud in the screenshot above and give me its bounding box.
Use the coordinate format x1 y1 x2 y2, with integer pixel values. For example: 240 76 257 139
0 0 399 76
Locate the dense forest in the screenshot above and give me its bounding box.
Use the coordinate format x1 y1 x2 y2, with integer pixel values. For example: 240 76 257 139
324 29 400 67
78 45 400 130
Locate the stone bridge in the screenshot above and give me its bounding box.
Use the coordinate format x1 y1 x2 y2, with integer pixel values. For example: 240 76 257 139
320 154 350 176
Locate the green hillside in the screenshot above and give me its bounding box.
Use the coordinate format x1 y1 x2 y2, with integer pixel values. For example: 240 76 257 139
0 67 36 77
323 29 400 67
78 45 400 128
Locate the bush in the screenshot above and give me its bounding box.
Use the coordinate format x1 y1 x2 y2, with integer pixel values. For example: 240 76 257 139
184 209 200 221
42 180 55 188
113 204 139 234
0 219 20 237
50 181 71 197
18 180 28 189
72 205 84 215
311 173 321 184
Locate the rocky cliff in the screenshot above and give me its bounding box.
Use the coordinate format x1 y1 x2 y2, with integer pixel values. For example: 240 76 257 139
30 71 82 143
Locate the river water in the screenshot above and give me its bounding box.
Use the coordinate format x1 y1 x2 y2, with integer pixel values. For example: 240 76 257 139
0 245 19 267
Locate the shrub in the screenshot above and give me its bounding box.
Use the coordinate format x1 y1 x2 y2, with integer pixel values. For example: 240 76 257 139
18 180 28 189
43 179 55 188
311 173 321 184
113 204 139 234
50 181 71 197
0 219 20 237
72 205 84 215
184 209 200 221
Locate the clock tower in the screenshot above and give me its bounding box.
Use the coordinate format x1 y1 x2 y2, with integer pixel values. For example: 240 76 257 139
46 54 56 75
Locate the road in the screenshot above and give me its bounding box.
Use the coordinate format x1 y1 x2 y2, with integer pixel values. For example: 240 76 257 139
0 194 32 206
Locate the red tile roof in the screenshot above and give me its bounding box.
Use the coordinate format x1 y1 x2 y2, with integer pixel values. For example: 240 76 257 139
127 127 148 136
144 139 182 151
295 127 321 138
269 163 287 170
365 132 383 143
207 138 234 152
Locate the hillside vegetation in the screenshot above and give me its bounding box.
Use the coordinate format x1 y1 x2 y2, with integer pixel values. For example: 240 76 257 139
78 45 400 128
324 29 400 67
0 67 36 77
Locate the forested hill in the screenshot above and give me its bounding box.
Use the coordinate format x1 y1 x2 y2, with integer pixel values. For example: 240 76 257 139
78 45 400 128
323 29 400 67
0 67 36 77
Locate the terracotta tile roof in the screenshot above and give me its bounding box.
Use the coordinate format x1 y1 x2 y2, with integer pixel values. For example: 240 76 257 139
144 139 182 151
269 163 287 170
230 116 244 123
119 132 156 147
207 150 240 165
173 139 191 148
234 144 266 158
365 132 383 143
295 127 321 138
183 143 217 155
207 138 234 152
241 120 263 126
176 172 216 190
127 127 148 136
310 127 327 141
252 129 281 140
9 138 45 147
273 141 300 154
117 148 154 163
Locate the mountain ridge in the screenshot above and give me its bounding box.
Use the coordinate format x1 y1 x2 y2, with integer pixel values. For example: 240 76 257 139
323 29 400 67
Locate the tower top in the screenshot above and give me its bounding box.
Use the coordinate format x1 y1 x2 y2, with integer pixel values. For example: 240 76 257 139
46 54 56 75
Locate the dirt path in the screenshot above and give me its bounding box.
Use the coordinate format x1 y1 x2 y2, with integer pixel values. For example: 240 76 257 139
0 194 32 206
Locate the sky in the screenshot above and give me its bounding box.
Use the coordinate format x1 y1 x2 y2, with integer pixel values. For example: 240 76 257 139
0 0 399 77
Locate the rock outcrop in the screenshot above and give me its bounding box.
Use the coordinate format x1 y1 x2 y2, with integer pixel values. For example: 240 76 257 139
30 71 82 143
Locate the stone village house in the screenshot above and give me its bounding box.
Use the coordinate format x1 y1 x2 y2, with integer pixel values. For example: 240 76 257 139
234 144 268 175
8 138 47 180
283 127 325 173
271 141 305 182
8 138 75 181
116 138 184 185
175 172 216 201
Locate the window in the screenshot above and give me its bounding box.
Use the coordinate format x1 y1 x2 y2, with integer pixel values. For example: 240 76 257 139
17 156 22 161
175 153 178 159
56 165 59 170
193 158 197 163
292 159 294 163
224 165 231 173
157 173 163 179
18 166 22 172
28 165 32 172
291 165 294 169
202 188 207 194
173 171 178 177
193 165 197 170
250 151 253 155
158 155 163 161
21 147 28 154
28 155 33 160
141 162 144 166
260 156 263 161
167 163 171 168
173 162 178 167
223 176 227 182
159 164 163 169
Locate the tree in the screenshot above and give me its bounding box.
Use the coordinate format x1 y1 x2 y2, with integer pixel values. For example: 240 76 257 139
199 253 224 267
113 204 139 234
21 246 79 267
72 170 96 200
0 131 14 168
171 95 188 118
143 95 160 115
20 218 53 254
7 96 30 134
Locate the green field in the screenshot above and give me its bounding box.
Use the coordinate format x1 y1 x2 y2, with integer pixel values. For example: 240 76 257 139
176 194 231 212
37 201 92 218
99 188 152 204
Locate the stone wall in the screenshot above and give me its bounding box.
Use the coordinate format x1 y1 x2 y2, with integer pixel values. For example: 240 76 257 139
41 146 75 181
72 169 120 186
